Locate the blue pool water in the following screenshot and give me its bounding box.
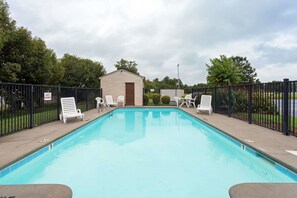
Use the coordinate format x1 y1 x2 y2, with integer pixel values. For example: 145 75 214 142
0 108 296 197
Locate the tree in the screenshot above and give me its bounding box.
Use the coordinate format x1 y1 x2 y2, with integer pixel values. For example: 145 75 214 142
0 62 20 82
0 1 58 84
50 62 64 85
19 37 55 84
144 76 191 93
231 56 259 84
0 0 15 50
48 50 64 85
160 76 180 89
144 79 157 91
181 84 191 94
0 0 106 87
0 0 19 82
206 55 243 86
114 58 139 74
192 83 208 89
60 54 105 87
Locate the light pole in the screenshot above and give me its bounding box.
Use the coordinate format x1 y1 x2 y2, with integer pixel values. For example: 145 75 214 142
177 64 180 89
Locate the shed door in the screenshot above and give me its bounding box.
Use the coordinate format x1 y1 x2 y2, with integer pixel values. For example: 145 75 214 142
125 83 135 106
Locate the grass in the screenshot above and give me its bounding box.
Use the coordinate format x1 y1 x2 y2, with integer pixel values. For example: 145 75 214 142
232 112 297 131
0 102 91 135
0 108 58 135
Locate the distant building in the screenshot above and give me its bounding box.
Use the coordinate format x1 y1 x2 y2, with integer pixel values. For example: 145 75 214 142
99 69 145 106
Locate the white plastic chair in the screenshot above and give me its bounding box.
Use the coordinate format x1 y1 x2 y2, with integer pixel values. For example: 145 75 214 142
117 95 125 106
60 97 84 124
174 96 180 107
105 95 117 107
196 95 213 115
95 97 106 112
179 94 192 107
187 95 197 108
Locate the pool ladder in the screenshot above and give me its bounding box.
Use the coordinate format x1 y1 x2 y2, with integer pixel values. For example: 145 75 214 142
102 104 113 116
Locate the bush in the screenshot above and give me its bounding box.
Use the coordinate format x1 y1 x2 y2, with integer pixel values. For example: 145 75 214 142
152 93 161 105
143 94 149 105
252 93 278 114
146 92 154 99
216 88 278 115
180 94 187 98
161 95 170 104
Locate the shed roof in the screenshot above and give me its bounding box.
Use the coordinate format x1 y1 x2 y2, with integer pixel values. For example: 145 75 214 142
99 69 145 79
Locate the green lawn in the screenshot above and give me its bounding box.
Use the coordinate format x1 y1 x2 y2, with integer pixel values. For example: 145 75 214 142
232 112 297 131
0 102 93 135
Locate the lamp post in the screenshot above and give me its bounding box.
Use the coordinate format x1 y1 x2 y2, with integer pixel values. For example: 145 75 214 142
177 64 180 89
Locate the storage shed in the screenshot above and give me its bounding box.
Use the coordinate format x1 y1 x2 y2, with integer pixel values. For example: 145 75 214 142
99 69 145 106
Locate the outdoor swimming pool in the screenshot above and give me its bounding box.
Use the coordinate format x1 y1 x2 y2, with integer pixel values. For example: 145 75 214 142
0 108 296 197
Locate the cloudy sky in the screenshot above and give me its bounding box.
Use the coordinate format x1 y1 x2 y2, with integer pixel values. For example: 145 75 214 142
6 0 297 85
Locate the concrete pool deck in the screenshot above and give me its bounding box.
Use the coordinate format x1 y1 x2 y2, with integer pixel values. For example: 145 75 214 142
1 107 297 197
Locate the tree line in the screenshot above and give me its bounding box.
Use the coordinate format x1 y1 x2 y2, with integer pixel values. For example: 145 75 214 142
0 0 105 87
0 1 143 88
143 55 259 93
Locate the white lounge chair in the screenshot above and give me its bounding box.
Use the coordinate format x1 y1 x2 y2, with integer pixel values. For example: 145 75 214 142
196 95 213 115
105 95 117 107
117 95 125 106
60 97 84 124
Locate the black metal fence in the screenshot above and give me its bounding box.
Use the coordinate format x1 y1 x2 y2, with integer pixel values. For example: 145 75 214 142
192 79 297 137
0 83 101 136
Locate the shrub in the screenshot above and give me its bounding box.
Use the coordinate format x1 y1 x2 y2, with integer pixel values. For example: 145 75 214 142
180 94 187 98
252 93 278 114
143 94 149 105
161 95 170 104
216 88 278 115
152 93 161 105
146 92 154 99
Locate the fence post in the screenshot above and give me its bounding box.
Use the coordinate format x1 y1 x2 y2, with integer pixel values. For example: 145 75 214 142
29 85 34 128
248 84 252 124
75 88 78 102
57 86 60 120
93 89 96 108
86 89 89 111
214 87 217 113
283 78 289 136
228 86 231 117
143 88 145 106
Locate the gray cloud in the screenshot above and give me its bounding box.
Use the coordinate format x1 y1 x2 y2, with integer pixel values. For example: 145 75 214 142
6 0 297 85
